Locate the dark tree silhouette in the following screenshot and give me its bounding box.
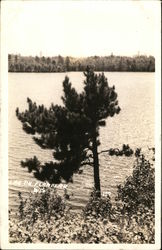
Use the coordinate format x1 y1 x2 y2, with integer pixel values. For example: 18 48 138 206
16 68 120 196
65 56 70 71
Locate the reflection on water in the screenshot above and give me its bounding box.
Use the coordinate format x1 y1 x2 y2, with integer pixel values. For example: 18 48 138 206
8 72 155 211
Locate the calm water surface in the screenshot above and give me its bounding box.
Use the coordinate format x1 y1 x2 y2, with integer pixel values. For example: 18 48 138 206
8 72 155 211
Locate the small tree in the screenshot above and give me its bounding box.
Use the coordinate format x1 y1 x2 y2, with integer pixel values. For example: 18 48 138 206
16 67 120 196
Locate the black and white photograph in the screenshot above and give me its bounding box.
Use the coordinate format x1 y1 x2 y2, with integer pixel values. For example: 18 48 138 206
0 0 161 249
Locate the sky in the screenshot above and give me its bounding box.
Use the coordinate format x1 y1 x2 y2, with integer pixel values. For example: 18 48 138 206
3 0 160 57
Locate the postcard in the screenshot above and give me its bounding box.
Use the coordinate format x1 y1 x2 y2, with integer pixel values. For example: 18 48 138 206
0 0 161 249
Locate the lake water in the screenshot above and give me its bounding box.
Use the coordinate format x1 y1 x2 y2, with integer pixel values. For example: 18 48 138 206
8 72 155 212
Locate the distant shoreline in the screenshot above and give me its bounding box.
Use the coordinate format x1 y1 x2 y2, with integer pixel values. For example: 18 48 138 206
8 54 155 73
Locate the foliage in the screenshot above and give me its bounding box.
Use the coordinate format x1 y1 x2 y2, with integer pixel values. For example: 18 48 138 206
9 151 155 244
109 212 155 243
16 68 120 195
8 54 155 72
83 189 112 219
17 188 66 224
116 151 155 215
108 144 134 156
9 210 154 243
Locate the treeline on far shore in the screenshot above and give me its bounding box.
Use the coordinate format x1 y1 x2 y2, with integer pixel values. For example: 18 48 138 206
8 54 155 73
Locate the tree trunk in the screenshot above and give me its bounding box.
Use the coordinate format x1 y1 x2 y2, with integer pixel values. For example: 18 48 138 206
92 134 101 197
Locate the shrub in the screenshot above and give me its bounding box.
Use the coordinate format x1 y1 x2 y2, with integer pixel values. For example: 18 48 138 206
113 150 155 243
9 188 114 243
83 189 112 219
116 152 155 215
17 187 66 225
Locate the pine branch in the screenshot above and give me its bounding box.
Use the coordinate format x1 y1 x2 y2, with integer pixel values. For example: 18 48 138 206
80 161 93 167
98 149 110 155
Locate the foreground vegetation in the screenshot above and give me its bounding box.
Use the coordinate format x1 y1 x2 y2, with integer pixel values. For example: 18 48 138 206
9 150 155 244
8 54 155 72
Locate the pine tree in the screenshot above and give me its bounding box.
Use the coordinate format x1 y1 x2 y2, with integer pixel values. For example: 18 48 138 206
16 67 120 196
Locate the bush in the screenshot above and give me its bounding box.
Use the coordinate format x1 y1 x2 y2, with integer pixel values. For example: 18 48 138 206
17 187 66 224
113 150 155 243
9 188 67 243
83 189 112 219
9 188 114 243
116 152 155 215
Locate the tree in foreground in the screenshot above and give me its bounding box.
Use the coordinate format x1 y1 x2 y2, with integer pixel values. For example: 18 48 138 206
16 67 120 196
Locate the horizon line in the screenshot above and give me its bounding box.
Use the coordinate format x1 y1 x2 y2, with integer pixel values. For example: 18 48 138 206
8 53 155 58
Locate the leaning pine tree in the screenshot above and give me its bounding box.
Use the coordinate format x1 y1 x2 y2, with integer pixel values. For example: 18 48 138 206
16 67 120 197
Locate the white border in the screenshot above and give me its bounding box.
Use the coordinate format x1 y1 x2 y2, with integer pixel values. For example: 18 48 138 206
1 1 9 249
0 1 161 249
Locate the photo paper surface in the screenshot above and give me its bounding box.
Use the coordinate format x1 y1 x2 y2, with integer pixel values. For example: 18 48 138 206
0 0 161 249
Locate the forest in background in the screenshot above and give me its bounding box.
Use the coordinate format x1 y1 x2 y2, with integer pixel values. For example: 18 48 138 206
8 54 155 73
